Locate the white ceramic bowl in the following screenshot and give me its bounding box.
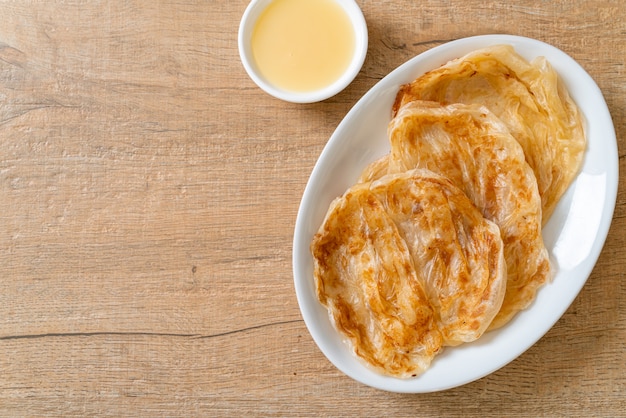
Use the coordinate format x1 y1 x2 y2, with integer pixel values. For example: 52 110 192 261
238 0 368 103
293 35 618 393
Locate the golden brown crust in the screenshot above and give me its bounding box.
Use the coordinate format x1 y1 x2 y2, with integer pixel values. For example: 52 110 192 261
369 170 507 344
311 169 506 377
386 101 551 329
393 45 586 223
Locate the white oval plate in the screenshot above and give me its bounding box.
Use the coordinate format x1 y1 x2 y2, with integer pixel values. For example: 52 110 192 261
292 34 618 393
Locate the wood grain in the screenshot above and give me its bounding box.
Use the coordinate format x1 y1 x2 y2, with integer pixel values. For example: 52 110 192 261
0 0 624 416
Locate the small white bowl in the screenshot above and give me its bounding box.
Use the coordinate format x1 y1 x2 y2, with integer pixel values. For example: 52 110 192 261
238 0 368 103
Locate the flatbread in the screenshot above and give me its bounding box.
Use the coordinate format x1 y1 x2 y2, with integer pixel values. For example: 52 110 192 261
393 44 586 223
369 170 507 344
385 101 551 329
311 169 506 377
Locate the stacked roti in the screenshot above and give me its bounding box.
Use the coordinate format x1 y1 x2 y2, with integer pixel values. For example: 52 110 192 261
362 101 551 329
310 45 586 378
393 45 586 222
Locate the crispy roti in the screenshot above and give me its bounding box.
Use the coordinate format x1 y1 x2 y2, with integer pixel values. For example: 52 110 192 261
312 45 585 378
311 169 506 377
382 101 551 329
393 45 586 223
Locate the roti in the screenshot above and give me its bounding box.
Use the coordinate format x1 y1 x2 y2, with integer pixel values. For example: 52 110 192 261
393 45 586 223
311 169 506 377
383 101 551 329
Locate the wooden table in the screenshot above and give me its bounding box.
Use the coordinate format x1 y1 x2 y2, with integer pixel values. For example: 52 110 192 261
0 1 624 416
